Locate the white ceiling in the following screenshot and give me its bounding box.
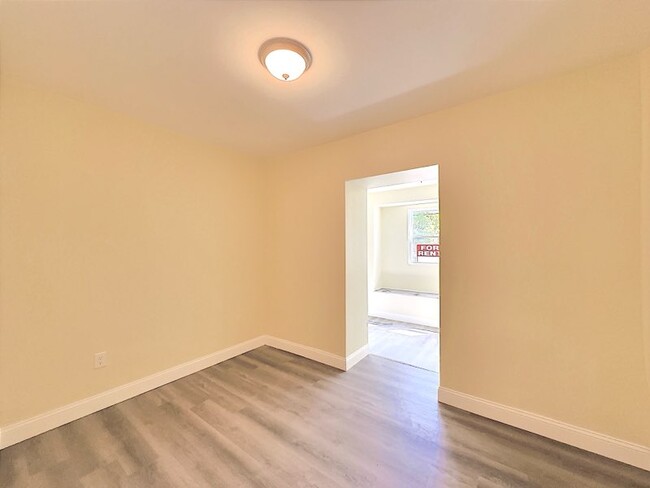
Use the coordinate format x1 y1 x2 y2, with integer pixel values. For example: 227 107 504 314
3 1 650 156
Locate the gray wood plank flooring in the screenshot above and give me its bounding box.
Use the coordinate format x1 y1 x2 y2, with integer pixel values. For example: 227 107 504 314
369 316 439 372
1 346 649 487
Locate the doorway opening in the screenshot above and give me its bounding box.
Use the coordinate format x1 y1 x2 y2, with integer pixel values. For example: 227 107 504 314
345 165 439 374
367 179 439 371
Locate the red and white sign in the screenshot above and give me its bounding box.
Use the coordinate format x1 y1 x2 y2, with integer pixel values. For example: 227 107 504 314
416 244 439 257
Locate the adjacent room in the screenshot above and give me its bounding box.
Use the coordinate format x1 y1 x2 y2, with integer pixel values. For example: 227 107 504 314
367 177 440 372
2 1 650 487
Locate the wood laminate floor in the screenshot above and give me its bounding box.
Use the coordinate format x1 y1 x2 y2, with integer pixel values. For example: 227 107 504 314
369 316 439 372
1 346 648 487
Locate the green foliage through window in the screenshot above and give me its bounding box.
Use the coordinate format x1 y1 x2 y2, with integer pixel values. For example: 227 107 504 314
412 210 439 237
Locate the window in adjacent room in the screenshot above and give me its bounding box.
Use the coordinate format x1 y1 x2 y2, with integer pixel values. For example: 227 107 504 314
408 205 439 264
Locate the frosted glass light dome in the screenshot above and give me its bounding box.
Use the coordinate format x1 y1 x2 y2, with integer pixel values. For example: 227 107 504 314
259 38 312 82
264 49 306 81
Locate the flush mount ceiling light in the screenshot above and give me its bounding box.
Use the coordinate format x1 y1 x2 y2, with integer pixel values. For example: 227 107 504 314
258 38 312 82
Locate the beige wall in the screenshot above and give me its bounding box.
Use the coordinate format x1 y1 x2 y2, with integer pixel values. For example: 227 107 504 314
0 79 265 426
642 48 650 390
265 55 650 447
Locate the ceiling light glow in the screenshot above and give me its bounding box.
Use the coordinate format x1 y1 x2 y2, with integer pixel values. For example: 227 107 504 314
259 38 312 82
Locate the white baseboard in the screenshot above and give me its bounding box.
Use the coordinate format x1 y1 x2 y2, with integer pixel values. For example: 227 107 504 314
345 345 369 370
5 344 646 474
263 335 346 371
0 336 267 449
369 310 436 327
0 335 346 450
438 387 650 472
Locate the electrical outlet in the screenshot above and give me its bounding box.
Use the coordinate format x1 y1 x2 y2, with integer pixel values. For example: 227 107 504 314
94 352 108 369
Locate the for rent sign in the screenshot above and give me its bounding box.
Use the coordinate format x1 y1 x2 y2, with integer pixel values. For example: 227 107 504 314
416 244 439 258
